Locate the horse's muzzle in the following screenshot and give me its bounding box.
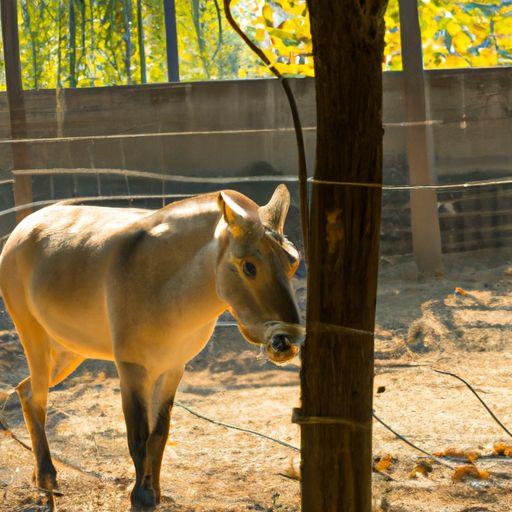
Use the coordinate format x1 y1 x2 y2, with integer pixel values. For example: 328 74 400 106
264 321 305 346
270 334 291 352
265 322 305 365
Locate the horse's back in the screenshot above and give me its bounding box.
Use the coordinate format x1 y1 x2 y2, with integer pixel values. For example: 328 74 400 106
0 204 151 359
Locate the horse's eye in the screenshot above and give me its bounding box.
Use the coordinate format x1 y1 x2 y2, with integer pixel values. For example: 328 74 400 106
242 260 257 278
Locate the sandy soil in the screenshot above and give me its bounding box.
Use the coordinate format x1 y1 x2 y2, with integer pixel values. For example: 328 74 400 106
0 248 511 512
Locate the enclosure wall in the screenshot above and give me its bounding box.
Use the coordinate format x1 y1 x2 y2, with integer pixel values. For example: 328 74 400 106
0 68 510 254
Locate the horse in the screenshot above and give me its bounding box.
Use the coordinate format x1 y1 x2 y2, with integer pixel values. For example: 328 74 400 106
0 184 304 509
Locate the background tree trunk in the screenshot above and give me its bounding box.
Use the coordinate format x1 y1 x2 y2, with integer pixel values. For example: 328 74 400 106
136 0 147 83
300 1 388 511
20 1 37 89
123 0 133 84
68 0 76 87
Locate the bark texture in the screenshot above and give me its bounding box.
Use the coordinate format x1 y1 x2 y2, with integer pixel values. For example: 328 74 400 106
0 0 33 222
301 2 388 511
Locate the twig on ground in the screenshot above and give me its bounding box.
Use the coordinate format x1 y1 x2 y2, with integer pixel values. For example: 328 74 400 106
0 390 104 482
372 411 455 469
377 359 512 440
277 472 300 481
176 400 454 477
0 391 32 452
432 368 512 440
175 401 299 452
373 467 398 482
5 366 509 486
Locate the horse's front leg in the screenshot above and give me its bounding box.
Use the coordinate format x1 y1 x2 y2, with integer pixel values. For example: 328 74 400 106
118 361 183 509
117 361 156 509
146 367 184 503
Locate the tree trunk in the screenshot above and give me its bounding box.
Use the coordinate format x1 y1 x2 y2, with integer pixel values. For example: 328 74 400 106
300 1 388 511
163 0 180 82
123 0 133 84
57 0 63 87
20 1 37 89
68 0 76 87
88 0 95 86
0 0 33 221
191 0 211 79
136 0 147 83
398 0 443 275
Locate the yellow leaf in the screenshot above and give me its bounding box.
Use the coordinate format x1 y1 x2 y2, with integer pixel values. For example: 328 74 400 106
469 47 498 67
446 21 462 37
452 31 472 54
445 55 469 69
434 447 479 463
493 442 512 457
452 465 490 482
373 454 395 472
262 4 273 25
408 460 433 479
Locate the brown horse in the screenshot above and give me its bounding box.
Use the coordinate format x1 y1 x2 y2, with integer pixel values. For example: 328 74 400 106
0 185 303 509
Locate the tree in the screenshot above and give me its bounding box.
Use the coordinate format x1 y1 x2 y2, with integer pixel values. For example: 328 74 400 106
300 0 388 510
1 0 511 91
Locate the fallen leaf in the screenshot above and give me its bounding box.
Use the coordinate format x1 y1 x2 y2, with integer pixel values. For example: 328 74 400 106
373 454 395 472
452 465 489 482
408 460 433 479
434 447 479 463
493 442 512 457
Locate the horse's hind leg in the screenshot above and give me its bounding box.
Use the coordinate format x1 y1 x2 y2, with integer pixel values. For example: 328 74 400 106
14 317 56 490
14 318 83 491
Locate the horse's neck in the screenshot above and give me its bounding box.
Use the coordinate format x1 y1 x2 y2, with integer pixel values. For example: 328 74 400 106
145 194 220 236
141 196 227 323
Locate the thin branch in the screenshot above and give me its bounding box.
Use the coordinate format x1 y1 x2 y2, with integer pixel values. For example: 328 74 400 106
372 410 455 469
377 362 512 441
0 391 104 481
223 0 309 260
175 401 299 451
0 415 32 452
432 368 512 439
211 0 223 61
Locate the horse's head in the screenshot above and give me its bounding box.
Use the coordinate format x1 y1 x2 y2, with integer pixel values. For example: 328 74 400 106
215 185 304 365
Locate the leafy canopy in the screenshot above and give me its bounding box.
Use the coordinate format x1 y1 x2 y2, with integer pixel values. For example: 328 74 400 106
0 0 510 91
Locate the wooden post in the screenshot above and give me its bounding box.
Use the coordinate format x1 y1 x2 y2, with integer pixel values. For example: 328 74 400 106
0 0 32 222
398 0 443 274
298 1 388 511
163 0 180 82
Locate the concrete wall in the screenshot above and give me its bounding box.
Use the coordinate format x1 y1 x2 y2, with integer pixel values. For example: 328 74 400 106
0 68 510 254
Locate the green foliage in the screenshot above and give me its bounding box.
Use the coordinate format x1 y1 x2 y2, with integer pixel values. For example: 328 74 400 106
0 0 510 91
13 0 167 89
229 0 314 76
419 0 512 69
176 0 268 79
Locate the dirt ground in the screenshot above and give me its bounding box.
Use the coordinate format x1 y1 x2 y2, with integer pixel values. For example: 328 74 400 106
1 248 511 512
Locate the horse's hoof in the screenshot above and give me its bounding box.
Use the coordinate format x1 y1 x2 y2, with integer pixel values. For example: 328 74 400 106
130 485 157 510
35 470 59 492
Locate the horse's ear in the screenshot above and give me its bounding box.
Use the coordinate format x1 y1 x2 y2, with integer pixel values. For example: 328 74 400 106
258 184 290 234
218 191 252 239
